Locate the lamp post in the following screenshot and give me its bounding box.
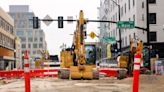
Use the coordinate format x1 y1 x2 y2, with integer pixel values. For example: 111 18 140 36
110 0 122 53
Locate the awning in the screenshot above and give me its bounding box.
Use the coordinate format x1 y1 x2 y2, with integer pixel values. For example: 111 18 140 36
0 56 15 61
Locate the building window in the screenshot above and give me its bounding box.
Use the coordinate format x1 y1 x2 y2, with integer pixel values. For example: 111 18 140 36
128 0 130 10
121 7 123 17
125 3 126 14
149 13 156 24
125 36 127 46
27 31 33 37
133 15 135 22
129 35 131 41
34 37 38 42
115 13 117 21
142 14 144 21
149 0 156 4
22 44 26 48
39 43 43 48
33 44 37 48
28 44 31 48
133 0 135 6
122 38 124 47
22 51 24 54
33 51 36 54
28 37 33 42
39 31 43 35
17 31 24 36
20 37 26 42
150 32 157 41
40 37 43 42
142 2 144 8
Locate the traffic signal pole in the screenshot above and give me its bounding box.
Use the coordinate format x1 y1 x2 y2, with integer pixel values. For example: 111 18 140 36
146 0 151 70
32 15 148 54
118 5 122 52
110 0 122 53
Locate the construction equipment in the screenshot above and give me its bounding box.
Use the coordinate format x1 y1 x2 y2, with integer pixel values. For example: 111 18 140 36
58 10 99 79
35 50 50 69
117 39 144 76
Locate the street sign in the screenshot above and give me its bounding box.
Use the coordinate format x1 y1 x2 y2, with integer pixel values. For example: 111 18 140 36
117 21 135 29
102 36 116 44
43 15 53 26
67 16 73 24
89 32 96 39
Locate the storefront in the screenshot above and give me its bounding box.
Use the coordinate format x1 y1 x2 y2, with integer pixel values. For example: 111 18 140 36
0 56 15 70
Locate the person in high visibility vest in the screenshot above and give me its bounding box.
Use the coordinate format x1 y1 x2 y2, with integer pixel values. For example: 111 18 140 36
136 40 143 66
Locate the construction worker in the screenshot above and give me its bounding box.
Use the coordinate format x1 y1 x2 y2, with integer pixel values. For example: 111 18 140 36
150 46 159 74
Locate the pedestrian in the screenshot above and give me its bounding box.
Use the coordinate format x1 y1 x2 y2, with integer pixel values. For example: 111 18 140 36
150 46 159 74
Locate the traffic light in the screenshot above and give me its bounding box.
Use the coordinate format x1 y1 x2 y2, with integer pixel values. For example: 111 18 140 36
33 17 39 29
84 31 87 39
114 43 118 53
58 16 63 28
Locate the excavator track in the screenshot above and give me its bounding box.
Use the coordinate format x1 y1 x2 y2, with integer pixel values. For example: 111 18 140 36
58 69 70 79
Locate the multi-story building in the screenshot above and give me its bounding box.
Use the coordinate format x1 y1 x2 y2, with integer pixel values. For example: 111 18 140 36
99 0 110 58
0 7 15 70
100 0 164 57
9 5 47 64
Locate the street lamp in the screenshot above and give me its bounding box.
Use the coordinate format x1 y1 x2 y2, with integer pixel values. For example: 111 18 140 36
110 0 122 53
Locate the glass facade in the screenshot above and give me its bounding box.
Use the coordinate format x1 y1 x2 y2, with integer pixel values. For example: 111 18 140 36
9 5 46 59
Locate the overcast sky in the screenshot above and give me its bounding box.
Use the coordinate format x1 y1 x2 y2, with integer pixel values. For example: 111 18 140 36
0 0 100 55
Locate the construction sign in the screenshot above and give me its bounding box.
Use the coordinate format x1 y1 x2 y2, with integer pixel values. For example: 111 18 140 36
89 32 96 39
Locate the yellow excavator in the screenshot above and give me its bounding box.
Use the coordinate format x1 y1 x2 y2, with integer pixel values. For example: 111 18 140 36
58 10 99 79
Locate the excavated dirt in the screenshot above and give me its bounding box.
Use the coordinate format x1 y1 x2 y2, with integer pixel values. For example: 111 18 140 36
0 75 164 92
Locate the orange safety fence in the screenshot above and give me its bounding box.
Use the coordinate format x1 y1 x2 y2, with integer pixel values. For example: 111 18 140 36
0 68 127 78
0 69 58 78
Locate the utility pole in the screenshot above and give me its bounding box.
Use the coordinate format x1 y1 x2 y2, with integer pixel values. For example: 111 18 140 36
118 5 122 52
146 0 150 45
146 0 151 70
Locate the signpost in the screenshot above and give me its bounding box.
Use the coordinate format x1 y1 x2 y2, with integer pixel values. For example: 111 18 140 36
117 21 135 29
